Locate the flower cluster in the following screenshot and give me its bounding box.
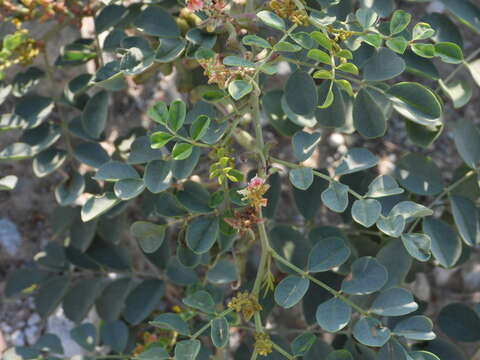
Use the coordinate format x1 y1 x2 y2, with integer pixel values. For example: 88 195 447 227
237 176 270 209
254 332 273 356
198 55 255 89
227 291 262 321
268 0 309 26
133 332 159 355
224 207 263 233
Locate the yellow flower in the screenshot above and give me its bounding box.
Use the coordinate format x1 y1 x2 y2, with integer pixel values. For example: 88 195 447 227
227 291 262 321
254 332 273 356
237 176 270 209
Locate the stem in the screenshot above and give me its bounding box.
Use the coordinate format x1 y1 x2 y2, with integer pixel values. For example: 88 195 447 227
272 343 295 360
435 47 480 92
251 24 298 81
407 169 477 232
190 308 233 339
94 31 105 67
270 156 363 200
42 51 74 159
270 249 369 316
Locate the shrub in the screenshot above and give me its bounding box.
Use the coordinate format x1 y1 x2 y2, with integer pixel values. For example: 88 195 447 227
2 0 480 359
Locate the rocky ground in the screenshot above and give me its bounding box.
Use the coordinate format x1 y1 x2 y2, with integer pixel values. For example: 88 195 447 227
1 0 480 357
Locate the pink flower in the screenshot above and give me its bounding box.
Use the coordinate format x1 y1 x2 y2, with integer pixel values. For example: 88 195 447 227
247 176 265 189
187 0 204 11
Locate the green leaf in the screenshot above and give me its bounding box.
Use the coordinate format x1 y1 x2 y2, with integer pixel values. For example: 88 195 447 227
101 320 128 353
114 178 145 200
341 257 388 295
81 192 120 222
291 333 316 356
376 215 405 238
393 315 435 341
95 4 127 33
363 48 406 82
387 82 442 125
412 22 435 40
326 350 353 360
156 38 186 63
390 10 411 35
207 259 238 284
96 278 133 321
362 33 382 48
256 10 285 31
289 167 314 190
356 8 378 28
211 317 229 348
405 121 443 148
307 237 351 272
285 71 317 115
137 344 170 360
228 80 253 101
309 31 332 51
386 37 408 54
336 63 359 75
423 218 462 268
95 161 139 182
307 49 331 64
150 131 174 149
390 201 433 221
411 43 435 58
144 160 172 193
55 172 85 206
434 42 463 64
190 115 210 141
438 303 480 342
352 199 381 228
316 297 352 333
274 276 310 308
134 6 179 37
273 41 302 52
34 276 69 317
401 233 431 262
172 143 193 160
34 334 64 354
0 174 18 191
177 181 210 212
353 317 390 347
168 100 186 132
242 35 271 48
394 153 443 195
63 278 105 323
290 32 315 49
130 221 166 253
186 216 219 254
321 181 349 213
292 131 321 162
71 323 97 351
183 290 216 314
335 148 378 176
366 175 404 198
151 313 190 336
5 268 49 297
440 79 472 109
0 142 33 160
148 101 169 125
453 119 480 169
353 89 386 138
82 90 108 139
175 340 201 360
467 58 480 87
450 195 479 246
73 141 110 168
33 147 67 178
123 279 165 325
370 287 418 316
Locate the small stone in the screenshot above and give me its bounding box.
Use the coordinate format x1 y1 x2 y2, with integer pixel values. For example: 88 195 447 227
17 321 26 328
0 218 22 257
328 133 345 147
337 145 348 155
11 330 25 347
0 323 12 333
27 314 41 326
24 326 38 345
